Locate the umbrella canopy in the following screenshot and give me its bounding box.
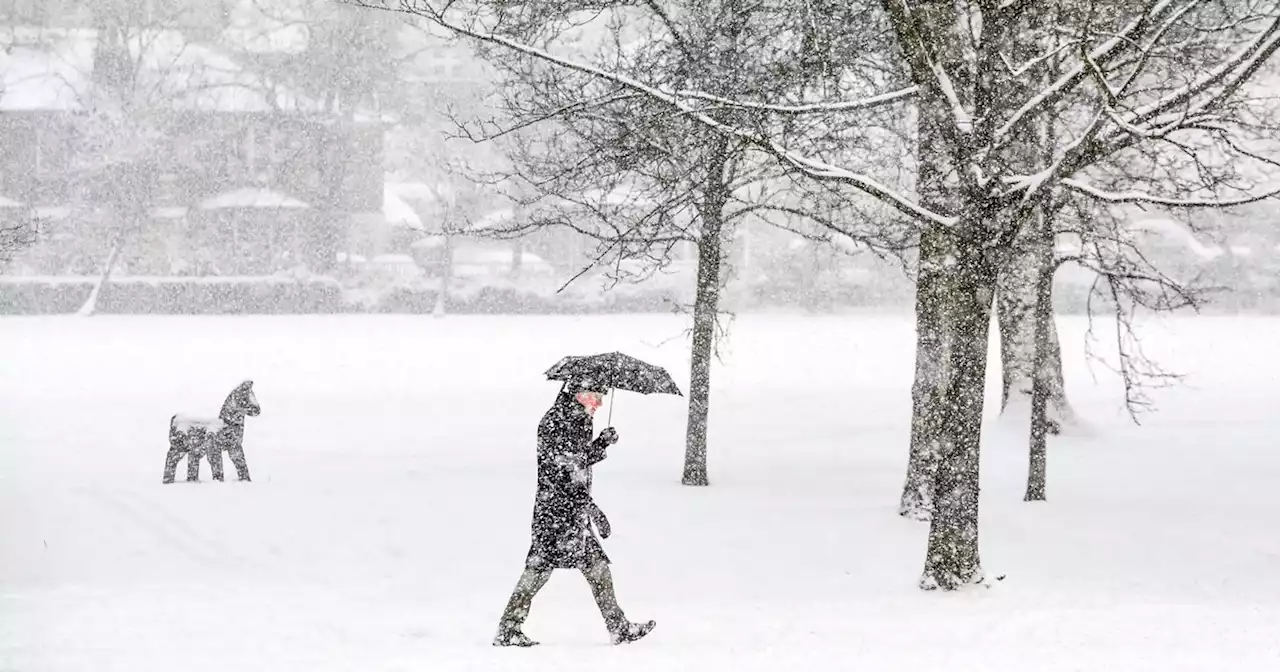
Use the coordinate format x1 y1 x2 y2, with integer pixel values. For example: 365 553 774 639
545 351 682 396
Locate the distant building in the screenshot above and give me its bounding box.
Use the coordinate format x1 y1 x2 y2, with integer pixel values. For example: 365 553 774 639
1 8 384 276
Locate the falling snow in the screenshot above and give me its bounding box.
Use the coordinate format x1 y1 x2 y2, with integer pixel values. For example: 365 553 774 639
4 0 1280 669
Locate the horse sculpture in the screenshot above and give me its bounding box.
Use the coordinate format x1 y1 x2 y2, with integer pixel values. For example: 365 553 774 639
163 380 261 484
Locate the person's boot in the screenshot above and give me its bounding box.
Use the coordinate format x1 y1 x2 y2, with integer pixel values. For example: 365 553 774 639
609 618 656 645
493 569 549 647
493 625 539 647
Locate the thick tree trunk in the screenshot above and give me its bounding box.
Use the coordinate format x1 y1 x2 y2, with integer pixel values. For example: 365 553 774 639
899 111 953 520
78 234 124 317
899 225 952 520
682 136 730 487
920 243 997 591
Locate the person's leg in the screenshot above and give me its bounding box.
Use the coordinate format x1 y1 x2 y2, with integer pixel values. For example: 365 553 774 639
494 568 552 646
583 560 655 644
582 560 625 630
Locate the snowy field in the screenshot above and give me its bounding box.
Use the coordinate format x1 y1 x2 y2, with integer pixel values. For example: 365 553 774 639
2 312 1279 671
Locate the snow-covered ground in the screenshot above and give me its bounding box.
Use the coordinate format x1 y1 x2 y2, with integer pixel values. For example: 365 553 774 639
2 313 1278 671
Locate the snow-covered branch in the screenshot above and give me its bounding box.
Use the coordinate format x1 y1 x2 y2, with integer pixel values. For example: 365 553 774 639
1061 178 1280 207
1128 19 1280 126
354 0 951 228
993 0 1183 143
878 0 976 144
672 85 919 115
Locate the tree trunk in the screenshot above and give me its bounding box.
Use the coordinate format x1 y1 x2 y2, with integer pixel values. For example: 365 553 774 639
998 248 1073 431
920 243 997 591
682 136 730 487
1024 207 1056 501
683 230 722 486
78 235 124 317
899 225 952 520
313 122 347 275
510 238 524 278
899 110 953 520
1024 275 1051 502
434 234 452 318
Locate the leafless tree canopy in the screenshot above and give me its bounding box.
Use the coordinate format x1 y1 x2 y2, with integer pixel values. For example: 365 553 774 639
364 1 1280 215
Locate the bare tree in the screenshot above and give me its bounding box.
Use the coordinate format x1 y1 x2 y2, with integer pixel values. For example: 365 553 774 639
223 0 403 272
385 50 516 316
0 21 35 262
429 0 908 486
884 0 1279 587
1020 194 1207 501
69 0 207 315
411 155 502 316
0 204 33 264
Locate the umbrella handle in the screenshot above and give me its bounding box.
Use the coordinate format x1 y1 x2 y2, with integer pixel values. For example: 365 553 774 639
607 388 614 425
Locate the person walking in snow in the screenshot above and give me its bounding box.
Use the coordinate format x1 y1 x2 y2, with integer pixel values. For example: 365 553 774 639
493 379 655 647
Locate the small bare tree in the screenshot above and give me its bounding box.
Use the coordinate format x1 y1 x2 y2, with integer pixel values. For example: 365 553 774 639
70 0 194 315
0 24 34 262
0 213 34 265
225 0 403 273
427 0 909 486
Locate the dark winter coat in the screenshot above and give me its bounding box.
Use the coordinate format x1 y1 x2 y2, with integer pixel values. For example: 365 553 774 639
525 390 613 570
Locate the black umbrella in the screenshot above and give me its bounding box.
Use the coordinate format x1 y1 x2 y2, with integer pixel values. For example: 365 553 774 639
545 351 682 423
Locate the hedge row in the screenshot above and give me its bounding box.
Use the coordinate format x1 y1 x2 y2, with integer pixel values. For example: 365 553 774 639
0 277 684 315
0 277 344 315
375 285 683 314
3 276 1277 315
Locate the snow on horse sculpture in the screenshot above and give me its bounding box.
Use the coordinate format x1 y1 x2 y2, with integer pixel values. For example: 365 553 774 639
163 380 261 484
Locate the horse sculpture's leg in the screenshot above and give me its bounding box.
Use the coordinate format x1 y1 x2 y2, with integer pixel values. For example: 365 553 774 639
208 446 225 482
186 448 202 481
162 447 183 484
227 447 251 482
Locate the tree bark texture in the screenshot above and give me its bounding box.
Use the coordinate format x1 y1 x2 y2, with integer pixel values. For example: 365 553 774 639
682 136 731 487
1024 247 1052 501
900 225 952 520
919 241 998 590
682 232 721 486
1024 54 1059 500
997 232 1073 431
1024 205 1056 501
900 110 954 520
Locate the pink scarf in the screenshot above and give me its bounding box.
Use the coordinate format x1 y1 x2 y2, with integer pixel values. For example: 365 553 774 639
575 392 604 415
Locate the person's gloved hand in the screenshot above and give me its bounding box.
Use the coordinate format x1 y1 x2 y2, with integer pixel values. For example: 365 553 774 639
598 427 619 446
589 502 612 539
